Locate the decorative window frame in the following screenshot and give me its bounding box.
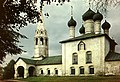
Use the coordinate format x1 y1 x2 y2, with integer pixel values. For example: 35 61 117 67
78 41 86 51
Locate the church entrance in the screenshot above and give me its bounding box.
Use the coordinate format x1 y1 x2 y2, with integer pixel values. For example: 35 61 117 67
28 66 35 77
17 66 24 78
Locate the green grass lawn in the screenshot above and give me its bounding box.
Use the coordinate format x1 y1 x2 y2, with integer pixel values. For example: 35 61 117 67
20 76 120 82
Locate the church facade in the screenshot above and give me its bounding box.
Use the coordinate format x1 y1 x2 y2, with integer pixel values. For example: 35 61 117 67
14 7 120 78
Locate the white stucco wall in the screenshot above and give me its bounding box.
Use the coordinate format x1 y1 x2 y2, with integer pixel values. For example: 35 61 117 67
62 36 110 76
105 61 120 75
36 64 62 76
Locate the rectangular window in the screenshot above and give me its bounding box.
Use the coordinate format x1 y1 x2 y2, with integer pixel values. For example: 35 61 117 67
72 53 78 64
41 70 43 74
71 69 75 75
86 51 92 64
80 68 84 74
89 68 94 74
55 70 58 75
48 70 50 75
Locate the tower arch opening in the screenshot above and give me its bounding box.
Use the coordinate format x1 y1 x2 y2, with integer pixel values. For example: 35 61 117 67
40 37 44 45
35 38 38 45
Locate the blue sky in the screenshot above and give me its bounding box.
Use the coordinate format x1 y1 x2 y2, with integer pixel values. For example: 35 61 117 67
2 0 120 66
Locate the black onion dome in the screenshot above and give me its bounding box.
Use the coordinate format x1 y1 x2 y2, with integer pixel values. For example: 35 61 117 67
102 20 111 29
79 25 85 34
82 8 95 21
68 16 77 27
93 11 103 21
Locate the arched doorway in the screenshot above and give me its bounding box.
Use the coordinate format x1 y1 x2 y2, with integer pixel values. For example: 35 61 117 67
28 66 35 77
17 66 24 78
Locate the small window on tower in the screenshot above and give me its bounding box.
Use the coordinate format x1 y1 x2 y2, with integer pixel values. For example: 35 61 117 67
40 37 44 45
45 38 48 46
41 31 43 34
36 38 38 45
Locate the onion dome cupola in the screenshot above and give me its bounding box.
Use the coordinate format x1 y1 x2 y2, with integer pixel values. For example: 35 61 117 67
102 20 111 30
68 16 77 27
82 8 95 21
102 20 111 35
68 6 77 38
93 11 103 21
79 25 85 34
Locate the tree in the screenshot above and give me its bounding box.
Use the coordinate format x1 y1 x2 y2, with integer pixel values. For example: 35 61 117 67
88 0 120 12
0 66 3 80
0 0 40 63
3 59 15 79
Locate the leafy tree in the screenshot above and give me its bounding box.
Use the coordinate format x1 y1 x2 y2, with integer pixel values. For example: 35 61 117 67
0 66 3 79
3 59 15 79
0 0 40 63
88 0 120 12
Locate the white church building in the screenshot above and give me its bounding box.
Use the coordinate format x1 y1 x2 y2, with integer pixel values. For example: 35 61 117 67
14 4 120 78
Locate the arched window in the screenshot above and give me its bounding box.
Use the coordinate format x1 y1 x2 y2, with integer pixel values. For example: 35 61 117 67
89 66 94 74
40 37 44 45
70 67 75 75
41 31 43 34
79 66 84 74
36 38 38 45
45 38 48 46
40 68 43 75
72 53 78 64
28 66 35 77
78 41 85 51
47 68 50 75
54 68 58 75
86 51 92 64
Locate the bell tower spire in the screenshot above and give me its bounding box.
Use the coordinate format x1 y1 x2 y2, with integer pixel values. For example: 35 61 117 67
33 7 49 60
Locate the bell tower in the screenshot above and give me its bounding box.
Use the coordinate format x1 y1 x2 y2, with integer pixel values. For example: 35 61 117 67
33 8 49 60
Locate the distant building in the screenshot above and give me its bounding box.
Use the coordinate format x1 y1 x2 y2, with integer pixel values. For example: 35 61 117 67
14 2 120 78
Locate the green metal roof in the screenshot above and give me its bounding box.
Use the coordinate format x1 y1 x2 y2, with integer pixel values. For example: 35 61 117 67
36 55 62 65
16 55 62 65
16 57 36 65
105 51 120 61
